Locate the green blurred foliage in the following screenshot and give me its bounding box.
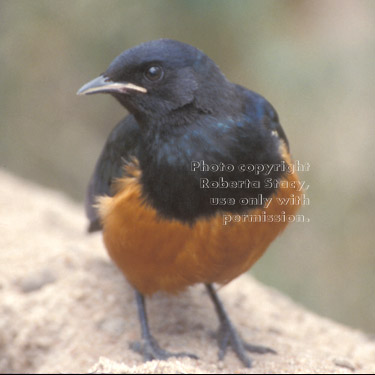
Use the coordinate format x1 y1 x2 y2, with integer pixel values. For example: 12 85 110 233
1 0 374 333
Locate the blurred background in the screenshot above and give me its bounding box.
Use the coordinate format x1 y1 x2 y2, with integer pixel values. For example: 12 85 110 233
1 0 374 334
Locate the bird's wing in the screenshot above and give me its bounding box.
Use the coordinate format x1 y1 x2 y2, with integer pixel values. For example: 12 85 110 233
236 84 289 151
85 114 141 232
262 101 289 152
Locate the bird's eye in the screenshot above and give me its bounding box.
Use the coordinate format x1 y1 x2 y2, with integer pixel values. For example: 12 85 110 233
144 65 163 82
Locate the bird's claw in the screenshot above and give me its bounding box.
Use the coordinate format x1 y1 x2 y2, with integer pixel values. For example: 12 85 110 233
130 335 198 362
215 320 276 368
243 341 276 355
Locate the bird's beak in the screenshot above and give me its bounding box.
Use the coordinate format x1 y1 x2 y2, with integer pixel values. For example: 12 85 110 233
77 75 147 96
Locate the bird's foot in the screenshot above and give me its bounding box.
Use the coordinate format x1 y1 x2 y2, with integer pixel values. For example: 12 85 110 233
215 319 276 368
130 335 198 362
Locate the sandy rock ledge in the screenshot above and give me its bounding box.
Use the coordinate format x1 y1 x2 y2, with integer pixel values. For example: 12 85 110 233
0 170 374 374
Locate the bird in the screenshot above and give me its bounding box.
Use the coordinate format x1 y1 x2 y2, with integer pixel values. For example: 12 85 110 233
77 39 302 368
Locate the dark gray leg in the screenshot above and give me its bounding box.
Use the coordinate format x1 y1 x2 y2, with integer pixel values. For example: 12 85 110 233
206 284 276 368
130 289 198 361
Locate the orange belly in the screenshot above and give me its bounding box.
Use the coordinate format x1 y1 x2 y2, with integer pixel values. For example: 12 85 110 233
98 157 303 295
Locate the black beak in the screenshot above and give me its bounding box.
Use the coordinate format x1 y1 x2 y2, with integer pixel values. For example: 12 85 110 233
77 75 147 96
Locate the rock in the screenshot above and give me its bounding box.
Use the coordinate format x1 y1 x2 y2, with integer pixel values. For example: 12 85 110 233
0 169 374 374
15 269 56 293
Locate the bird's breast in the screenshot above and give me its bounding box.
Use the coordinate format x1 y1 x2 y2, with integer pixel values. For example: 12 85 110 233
98 152 303 295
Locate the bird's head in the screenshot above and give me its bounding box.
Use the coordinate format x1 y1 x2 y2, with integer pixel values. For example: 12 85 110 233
77 39 229 121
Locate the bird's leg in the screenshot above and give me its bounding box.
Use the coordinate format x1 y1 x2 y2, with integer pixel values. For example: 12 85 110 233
205 284 276 368
130 289 198 361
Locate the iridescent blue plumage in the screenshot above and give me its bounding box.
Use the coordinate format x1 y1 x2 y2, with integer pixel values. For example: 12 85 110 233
85 39 289 224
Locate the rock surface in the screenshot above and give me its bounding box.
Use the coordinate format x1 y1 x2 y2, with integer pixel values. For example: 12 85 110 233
0 170 374 374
